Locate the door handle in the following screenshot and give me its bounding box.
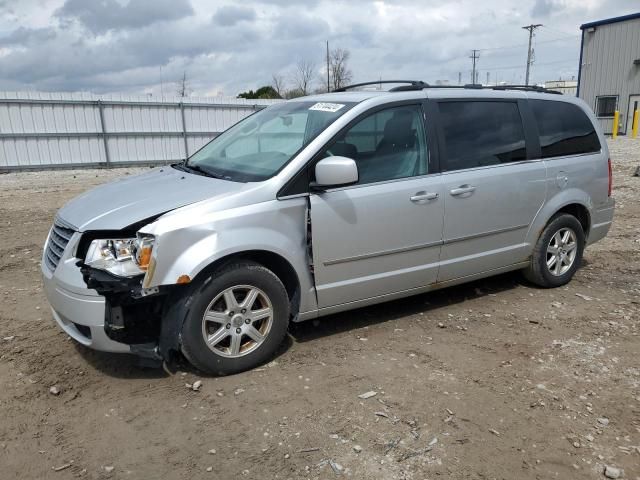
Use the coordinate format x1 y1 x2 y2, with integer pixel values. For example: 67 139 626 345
450 185 476 196
410 192 439 203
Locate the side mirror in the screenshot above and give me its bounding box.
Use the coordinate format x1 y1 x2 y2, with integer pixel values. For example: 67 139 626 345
312 156 359 190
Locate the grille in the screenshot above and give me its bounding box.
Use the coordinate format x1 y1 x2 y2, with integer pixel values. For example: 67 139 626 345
44 218 76 272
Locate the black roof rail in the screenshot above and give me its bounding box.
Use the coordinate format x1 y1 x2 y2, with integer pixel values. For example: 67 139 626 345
423 84 563 94
389 81 430 92
490 84 562 94
331 80 562 95
332 80 428 92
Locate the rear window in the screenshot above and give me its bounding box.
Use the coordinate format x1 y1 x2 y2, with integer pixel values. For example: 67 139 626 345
530 99 601 158
439 101 527 171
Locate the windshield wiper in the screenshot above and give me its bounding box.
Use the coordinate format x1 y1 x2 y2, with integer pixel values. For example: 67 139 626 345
181 163 228 180
172 162 188 172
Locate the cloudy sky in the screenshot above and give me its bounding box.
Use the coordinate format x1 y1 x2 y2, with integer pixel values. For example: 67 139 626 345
0 0 637 97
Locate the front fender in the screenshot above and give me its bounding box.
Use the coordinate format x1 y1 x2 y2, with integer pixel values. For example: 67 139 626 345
139 198 317 314
156 228 303 286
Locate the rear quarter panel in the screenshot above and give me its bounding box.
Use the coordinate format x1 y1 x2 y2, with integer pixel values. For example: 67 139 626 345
524 96 613 247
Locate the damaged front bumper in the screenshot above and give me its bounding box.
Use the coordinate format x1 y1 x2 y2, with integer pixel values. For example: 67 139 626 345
42 218 188 366
41 247 185 363
77 262 187 362
41 240 132 353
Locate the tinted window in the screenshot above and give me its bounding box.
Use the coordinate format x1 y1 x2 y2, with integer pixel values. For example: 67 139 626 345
595 96 617 117
439 101 526 171
530 99 601 158
319 105 428 185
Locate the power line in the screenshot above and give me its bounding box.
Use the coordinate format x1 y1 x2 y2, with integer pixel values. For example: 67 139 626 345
442 57 577 76
480 58 577 71
523 24 543 85
540 25 580 38
477 34 579 52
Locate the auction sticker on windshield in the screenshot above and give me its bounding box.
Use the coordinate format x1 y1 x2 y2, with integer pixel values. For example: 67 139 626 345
309 102 345 113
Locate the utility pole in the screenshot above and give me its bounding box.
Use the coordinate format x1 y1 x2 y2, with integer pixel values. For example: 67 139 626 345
522 24 542 86
470 50 480 85
458 72 461 85
486 71 490 85
326 40 330 92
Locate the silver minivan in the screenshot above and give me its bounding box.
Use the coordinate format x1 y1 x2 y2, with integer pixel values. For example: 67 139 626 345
42 81 615 374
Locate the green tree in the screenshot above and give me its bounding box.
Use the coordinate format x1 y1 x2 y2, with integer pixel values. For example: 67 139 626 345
237 86 282 99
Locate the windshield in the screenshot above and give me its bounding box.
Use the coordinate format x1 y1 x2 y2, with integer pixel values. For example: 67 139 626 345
185 100 356 182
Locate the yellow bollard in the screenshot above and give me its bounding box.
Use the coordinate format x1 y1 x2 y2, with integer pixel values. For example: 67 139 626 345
612 110 619 139
633 110 639 139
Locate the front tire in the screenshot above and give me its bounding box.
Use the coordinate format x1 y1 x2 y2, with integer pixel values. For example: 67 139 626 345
523 213 585 288
180 261 290 375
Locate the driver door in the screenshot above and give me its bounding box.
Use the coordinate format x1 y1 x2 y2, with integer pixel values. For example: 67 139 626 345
309 103 444 308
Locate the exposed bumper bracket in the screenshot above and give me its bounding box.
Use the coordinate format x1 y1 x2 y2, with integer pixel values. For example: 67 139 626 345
75 260 190 370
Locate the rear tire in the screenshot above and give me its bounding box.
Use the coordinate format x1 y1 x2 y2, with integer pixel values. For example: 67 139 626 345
180 261 290 375
523 213 585 288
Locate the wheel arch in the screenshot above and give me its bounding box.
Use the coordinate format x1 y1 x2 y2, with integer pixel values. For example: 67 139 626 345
527 189 593 247
554 203 591 236
190 249 302 317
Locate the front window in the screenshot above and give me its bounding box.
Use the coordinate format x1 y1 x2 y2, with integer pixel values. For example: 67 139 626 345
185 101 355 182
317 104 428 185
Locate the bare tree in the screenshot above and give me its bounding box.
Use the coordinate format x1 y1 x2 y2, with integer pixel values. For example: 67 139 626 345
329 48 352 91
283 88 305 99
292 59 315 96
271 73 285 98
176 71 192 98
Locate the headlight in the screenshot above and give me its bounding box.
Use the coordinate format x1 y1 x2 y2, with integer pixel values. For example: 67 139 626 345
85 235 154 277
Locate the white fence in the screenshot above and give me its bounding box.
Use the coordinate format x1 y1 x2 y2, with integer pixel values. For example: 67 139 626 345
0 92 281 171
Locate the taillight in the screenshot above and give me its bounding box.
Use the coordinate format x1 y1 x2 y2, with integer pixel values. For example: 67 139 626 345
608 157 612 197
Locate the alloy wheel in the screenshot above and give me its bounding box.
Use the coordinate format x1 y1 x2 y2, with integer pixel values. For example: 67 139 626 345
546 227 578 276
201 285 273 358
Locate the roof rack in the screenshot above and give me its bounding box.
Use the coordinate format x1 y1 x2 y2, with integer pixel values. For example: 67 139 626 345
332 80 562 95
426 84 562 94
332 80 429 92
490 84 562 94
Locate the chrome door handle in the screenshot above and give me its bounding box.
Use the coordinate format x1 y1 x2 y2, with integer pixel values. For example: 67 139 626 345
450 185 476 196
410 192 439 203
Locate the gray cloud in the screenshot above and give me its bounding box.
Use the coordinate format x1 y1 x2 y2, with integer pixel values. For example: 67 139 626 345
531 0 559 18
0 0 638 96
54 0 194 34
0 26 56 46
271 11 330 40
213 5 257 26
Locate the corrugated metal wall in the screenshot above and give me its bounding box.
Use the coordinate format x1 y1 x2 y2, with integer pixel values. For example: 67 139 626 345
578 16 640 134
0 92 281 170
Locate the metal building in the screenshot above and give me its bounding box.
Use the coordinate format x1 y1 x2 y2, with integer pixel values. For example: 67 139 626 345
577 12 640 135
544 80 577 96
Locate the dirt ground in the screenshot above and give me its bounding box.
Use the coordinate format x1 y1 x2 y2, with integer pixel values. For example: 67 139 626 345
0 138 638 480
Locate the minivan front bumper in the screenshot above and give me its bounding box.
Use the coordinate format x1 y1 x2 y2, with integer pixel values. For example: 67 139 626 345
41 229 131 353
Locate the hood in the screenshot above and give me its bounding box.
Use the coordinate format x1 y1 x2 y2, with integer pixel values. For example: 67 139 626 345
58 166 247 231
